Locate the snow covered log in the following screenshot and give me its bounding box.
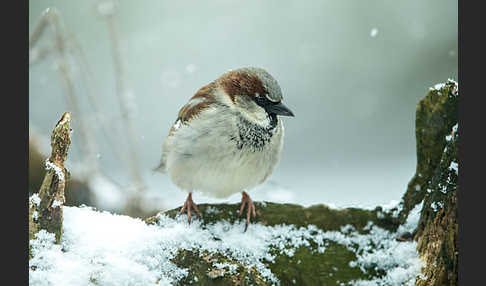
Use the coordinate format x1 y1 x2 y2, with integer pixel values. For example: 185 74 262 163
30 200 422 285
143 202 417 285
29 112 72 247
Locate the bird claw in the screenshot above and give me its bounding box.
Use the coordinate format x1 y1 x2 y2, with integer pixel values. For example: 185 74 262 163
179 192 200 224
239 191 256 232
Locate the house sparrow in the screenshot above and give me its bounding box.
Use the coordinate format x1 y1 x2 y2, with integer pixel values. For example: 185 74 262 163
155 67 294 230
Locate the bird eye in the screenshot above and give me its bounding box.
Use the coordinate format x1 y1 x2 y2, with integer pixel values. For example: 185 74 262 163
254 94 268 106
265 93 279 103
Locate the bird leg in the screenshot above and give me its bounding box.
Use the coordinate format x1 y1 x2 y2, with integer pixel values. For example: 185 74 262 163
239 191 256 231
179 192 200 224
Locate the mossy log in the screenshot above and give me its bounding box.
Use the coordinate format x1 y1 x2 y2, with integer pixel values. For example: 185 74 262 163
405 80 458 286
414 123 458 286
398 80 458 223
29 112 72 245
146 202 400 286
413 86 458 285
148 203 398 233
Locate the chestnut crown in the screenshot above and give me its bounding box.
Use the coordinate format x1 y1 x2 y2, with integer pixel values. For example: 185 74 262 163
217 67 294 117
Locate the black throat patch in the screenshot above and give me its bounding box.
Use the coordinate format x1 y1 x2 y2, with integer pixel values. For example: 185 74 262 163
232 114 278 151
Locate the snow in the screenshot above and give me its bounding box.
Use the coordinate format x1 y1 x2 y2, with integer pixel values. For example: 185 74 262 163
213 262 238 275
429 83 445 91
185 64 197 74
370 28 379 38
321 222 423 286
348 233 423 286
447 78 458 86
429 79 458 98
30 194 41 221
446 123 458 142
30 203 424 286
377 200 402 218
430 201 444 212
396 201 423 236
451 123 458 134
449 162 458 175
45 159 65 181
30 193 41 208
204 206 221 215
51 200 63 208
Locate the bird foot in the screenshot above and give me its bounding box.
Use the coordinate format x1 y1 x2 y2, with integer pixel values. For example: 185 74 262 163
239 191 256 231
179 192 200 224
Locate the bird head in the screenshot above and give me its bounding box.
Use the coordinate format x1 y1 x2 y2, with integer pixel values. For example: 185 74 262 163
216 67 294 127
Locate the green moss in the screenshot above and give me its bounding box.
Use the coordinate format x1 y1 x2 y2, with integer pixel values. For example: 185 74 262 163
415 102 457 240
168 233 374 286
268 243 365 285
171 250 267 286
412 82 458 286
154 202 399 234
29 203 39 259
399 80 458 224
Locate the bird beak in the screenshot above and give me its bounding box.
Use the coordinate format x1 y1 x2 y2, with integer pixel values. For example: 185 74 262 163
265 102 295 117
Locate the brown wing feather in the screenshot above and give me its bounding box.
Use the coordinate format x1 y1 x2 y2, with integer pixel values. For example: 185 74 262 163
169 82 217 136
154 82 217 173
179 83 215 122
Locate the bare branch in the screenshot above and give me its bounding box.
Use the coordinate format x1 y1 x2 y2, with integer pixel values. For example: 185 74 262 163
98 1 145 196
30 7 99 166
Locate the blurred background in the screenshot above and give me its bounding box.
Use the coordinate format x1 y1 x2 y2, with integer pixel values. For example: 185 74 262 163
29 0 458 218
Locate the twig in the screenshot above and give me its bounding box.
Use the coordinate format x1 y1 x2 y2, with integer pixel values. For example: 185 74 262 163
29 8 99 167
98 1 145 196
68 34 126 163
30 8 126 170
29 8 51 49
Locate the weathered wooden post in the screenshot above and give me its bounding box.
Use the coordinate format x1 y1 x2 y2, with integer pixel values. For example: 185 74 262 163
29 112 72 245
